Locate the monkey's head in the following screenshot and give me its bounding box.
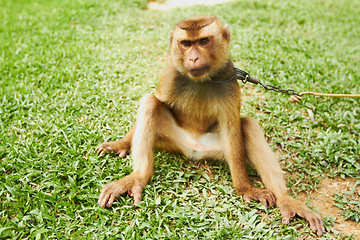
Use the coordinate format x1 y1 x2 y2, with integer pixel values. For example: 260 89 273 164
170 16 231 82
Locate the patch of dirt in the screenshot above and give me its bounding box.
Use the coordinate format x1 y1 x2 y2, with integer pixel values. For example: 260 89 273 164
148 0 234 11
297 177 360 238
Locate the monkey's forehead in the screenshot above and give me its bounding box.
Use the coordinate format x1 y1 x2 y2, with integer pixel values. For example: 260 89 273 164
177 16 217 29
172 21 222 41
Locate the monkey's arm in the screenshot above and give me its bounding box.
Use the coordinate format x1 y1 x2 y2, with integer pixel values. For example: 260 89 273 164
97 94 161 207
97 94 190 208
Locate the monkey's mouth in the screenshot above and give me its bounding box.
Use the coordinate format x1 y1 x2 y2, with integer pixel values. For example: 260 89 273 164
188 67 209 77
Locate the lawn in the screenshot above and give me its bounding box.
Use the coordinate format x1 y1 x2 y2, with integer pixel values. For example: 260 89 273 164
1 0 359 239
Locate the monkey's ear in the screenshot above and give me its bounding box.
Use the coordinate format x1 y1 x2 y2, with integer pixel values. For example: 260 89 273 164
223 25 231 43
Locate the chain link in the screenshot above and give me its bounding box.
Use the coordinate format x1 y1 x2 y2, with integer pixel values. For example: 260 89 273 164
234 68 251 84
258 82 300 96
234 67 301 97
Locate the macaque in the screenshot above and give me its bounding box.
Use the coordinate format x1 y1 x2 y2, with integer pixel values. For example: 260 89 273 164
95 16 325 236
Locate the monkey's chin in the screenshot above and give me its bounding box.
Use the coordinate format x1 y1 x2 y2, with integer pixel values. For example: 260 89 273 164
186 67 212 82
187 72 211 82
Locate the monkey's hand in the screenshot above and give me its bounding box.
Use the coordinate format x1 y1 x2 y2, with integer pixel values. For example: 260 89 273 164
95 140 130 157
237 186 276 208
277 196 325 236
97 174 144 207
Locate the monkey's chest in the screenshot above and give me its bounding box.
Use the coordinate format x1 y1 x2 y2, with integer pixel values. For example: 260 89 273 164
172 108 218 133
170 97 226 133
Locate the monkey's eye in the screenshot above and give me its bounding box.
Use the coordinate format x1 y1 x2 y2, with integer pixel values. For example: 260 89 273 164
180 40 191 47
199 38 209 46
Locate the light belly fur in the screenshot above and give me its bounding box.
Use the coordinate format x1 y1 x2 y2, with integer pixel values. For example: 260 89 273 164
179 130 225 161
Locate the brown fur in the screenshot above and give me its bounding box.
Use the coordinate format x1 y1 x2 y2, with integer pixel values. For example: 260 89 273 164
95 16 325 236
177 16 216 31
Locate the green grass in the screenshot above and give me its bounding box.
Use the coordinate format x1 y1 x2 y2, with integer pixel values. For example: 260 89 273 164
1 0 359 239
333 180 360 223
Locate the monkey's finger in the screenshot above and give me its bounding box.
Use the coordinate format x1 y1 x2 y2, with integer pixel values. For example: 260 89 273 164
317 229 324 237
317 220 325 236
98 151 105 157
98 193 110 208
306 214 325 236
133 193 142 204
268 194 276 207
106 193 116 208
309 221 319 235
128 184 142 204
243 195 251 203
119 150 127 158
260 198 268 208
281 211 296 224
98 191 105 205
95 145 102 152
296 208 325 236
282 217 290 225
297 209 323 233
95 146 105 156
316 222 325 236
309 221 318 232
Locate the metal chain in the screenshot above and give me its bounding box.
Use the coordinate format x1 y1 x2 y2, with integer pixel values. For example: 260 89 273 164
234 68 251 84
258 82 301 96
234 67 301 97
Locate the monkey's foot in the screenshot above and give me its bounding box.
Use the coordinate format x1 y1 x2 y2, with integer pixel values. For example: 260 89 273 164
277 196 325 236
97 174 144 208
237 186 276 208
95 140 130 157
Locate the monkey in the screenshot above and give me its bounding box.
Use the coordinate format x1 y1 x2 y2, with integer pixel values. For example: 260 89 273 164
95 16 325 236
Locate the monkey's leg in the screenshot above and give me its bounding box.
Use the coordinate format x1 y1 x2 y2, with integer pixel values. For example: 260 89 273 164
95 125 135 157
221 122 276 208
241 117 324 236
97 94 186 208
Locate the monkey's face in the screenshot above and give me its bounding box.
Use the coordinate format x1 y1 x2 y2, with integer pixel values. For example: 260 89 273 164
170 17 230 82
178 37 213 78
